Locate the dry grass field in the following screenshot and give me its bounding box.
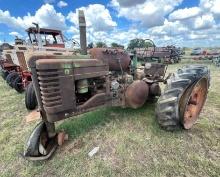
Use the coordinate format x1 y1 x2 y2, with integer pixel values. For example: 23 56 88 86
0 59 219 177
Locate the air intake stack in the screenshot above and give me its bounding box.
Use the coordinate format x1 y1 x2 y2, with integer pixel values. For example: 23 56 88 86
78 10 87 55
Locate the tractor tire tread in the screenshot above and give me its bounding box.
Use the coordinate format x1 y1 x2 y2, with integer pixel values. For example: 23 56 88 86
156 65 210 131
6 72 19 87
25 82 37 110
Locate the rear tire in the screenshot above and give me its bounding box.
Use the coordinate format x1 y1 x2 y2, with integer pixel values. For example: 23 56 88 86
6 72 19 87
25 82 37 110
156 65 210 131
12 76 24 93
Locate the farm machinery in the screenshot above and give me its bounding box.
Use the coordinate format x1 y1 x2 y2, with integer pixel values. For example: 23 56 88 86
0 24 75 110
213 56 220 67
23 10 210 161
0 42 18 81
135 43 181 64
191 48 220 61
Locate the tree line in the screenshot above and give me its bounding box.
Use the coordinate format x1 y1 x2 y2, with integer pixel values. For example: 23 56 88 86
88 38 154 49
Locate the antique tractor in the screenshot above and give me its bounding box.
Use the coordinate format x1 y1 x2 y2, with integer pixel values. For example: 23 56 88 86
0 24 76 110
135 43 181 64
23 11 210 160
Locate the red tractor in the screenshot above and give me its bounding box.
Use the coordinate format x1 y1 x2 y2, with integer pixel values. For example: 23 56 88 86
0 25 75 110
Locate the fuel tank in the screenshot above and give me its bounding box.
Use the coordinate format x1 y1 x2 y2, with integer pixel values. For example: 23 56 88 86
89 48 131 71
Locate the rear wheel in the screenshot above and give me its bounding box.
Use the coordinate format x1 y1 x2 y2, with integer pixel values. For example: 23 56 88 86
156 65 210 131
25 82 37 110
12 76 24 93
6 72 19 87
180 78 208 129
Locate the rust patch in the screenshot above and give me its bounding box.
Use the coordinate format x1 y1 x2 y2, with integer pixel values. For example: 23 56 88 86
183 78 208 129
125 80 149 109
57 132 68 146
89 48 131 71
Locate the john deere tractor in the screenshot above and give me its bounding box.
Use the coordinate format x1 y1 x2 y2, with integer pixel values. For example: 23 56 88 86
23 10 210 160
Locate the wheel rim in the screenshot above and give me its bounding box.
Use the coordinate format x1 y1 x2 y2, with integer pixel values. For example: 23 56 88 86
183 78 208 129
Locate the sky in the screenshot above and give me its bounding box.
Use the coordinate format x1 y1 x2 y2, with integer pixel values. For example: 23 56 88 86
0 0 220 47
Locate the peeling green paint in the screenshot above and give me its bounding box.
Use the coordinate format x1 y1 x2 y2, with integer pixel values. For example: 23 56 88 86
74 64 80 68
62 63 72 69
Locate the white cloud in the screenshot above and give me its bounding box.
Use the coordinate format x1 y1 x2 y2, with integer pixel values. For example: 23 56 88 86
0 4 67 30
200 0 213 9
57 1 68 8
33 4 67 30
210 0 220 17
111 0 183 28
0 1 220 48
178 13 215 30
169 7 201 21
107 29 140 45
149 20 189 36
67 26 79 34
9 31 23 38
68 0 220 47
67 4 117 32
200 0 220 18
187 33 208 40
193 13 215 29
0 10 23 29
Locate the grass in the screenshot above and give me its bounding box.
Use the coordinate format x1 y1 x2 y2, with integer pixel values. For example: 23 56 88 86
0 59 219 177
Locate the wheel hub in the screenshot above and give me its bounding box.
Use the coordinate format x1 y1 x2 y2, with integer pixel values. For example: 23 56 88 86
183 78 208 129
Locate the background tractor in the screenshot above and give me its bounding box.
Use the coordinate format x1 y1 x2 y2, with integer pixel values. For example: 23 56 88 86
213 56 220 67
0 24 77 110
23 10 210 161
134 42 181 64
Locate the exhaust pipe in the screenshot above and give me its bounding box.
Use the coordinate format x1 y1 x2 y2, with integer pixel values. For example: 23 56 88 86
78 10 87 55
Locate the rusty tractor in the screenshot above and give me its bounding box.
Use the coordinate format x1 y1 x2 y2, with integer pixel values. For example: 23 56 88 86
135 43 181 64
0 42 17 80
0 24 76 110
23 10 210 161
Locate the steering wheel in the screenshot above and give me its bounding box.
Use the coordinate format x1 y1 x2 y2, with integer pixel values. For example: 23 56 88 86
141 39 156 59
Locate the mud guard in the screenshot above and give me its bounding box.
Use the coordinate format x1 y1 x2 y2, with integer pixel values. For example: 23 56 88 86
23 121 58 161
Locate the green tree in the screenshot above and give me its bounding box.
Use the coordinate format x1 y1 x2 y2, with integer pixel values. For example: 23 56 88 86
88 42 94 49
127 38 154 49
111 42 124 49
96 42 107 48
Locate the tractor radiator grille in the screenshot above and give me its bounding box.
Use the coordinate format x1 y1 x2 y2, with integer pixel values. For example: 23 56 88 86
37 69 62 108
